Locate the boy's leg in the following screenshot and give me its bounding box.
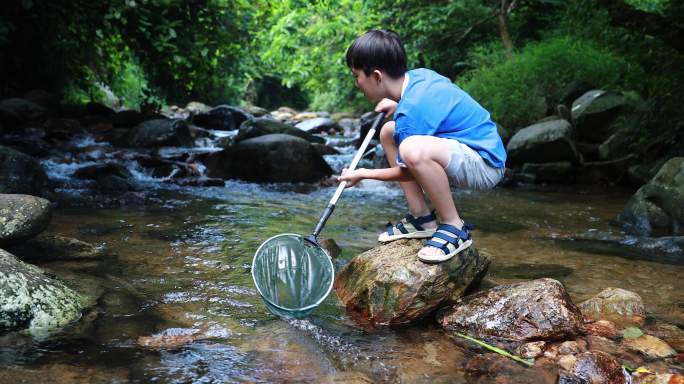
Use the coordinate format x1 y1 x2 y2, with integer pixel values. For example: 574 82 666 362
398 135 467 258
379 121 434 222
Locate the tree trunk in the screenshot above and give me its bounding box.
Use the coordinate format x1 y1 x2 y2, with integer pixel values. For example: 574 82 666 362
499 0 514 58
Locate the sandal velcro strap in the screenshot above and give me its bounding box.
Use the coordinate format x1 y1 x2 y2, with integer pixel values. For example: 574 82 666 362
435 223 471 241
385 210 436 237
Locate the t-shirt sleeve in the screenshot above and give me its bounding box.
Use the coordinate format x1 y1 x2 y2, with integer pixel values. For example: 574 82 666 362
392 113 437 146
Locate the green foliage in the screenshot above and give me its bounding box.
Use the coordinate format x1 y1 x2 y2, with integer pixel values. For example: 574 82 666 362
254 0 382 111
460 36 631 129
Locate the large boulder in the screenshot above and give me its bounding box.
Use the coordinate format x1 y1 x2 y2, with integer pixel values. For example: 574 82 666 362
0 248 84 335
618 157 684 236
0 98 47 125
578 287 645 327
119 119 193 147
334 239 490 327
0 194 52 246
203 134 333 182
192 105 252 131
506 119 579 166
437 278 583 342
234 117 325 144
295 117 341 134
0 145 52 197
571 90 626 143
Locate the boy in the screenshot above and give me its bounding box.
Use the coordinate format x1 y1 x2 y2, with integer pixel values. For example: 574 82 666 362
339 29 506 263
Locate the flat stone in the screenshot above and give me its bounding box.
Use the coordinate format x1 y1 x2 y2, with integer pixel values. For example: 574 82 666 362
7 233 106 261
558 351 628 384
579 287 645 327
623 335 677 359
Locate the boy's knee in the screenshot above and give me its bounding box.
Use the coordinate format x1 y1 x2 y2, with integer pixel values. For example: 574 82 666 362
379 121 395 142
399 138 429 166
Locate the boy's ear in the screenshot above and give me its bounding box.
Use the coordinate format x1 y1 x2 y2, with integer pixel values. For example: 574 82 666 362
371 69 383 83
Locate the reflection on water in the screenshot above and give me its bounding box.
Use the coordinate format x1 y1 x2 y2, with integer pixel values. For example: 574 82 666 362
1 181 682 382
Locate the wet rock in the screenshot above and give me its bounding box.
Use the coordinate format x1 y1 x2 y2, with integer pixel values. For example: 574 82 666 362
644 323 684 352
0 145 52 197
506 119 579 166
571 90 625 143
579 287 645 327
0 248 84 335
185 101 211 114
0 98 47 125
111 109 149 127
521 161 575 183
192 105 252 131
7 233 106 261
295 117 341 134
204 134 333 183
119 119 193 147
0 364 129 384
234 117 325 144
292 111 317 121
43 118 86 141
584 320 621 339
312 143 339 156
0 194 52 246
438 278 583 343
558 340 586 355
334 239 489 327
558 351 628 384
356 111 383 148
557 80 596 108
319 238 341 259
558 354 578 371
243 104 269 117
618 157 684 236
623 335 677 359
517 341 546 359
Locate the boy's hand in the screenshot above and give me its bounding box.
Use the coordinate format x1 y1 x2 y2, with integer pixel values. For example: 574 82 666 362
338 167 366 188
375 98 398 116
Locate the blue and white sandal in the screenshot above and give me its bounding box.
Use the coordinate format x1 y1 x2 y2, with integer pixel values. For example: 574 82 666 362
378 210 437 243
418 223 474 263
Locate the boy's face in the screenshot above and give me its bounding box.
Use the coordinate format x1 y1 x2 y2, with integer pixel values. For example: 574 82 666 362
351 68 384 102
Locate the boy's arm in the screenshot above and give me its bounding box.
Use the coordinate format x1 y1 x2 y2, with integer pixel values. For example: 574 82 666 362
338 166 414 187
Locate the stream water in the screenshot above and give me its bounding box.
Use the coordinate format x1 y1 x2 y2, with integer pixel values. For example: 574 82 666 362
0 132 682 383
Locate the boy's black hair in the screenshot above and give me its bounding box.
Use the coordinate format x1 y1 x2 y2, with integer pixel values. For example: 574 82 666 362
346 29 407 79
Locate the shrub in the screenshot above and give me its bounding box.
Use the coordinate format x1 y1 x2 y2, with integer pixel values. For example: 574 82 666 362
460 36 631 131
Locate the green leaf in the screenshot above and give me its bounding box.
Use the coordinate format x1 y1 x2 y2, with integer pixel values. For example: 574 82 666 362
623 327 644 339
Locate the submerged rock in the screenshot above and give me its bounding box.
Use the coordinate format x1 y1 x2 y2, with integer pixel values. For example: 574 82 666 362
578 287 645 327
618 157 684 236
0 194 52 246
0 248 83 335
0 145 52 197
7 233 106 261
506 119 579 166
203 134 333 183
558 351 628 384
334 239 490 327
438 278 583 343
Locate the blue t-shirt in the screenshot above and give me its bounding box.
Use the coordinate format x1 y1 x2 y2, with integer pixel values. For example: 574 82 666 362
393 68 506 168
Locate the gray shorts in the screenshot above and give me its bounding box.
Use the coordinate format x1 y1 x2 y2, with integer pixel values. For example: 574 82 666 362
442 138 504 190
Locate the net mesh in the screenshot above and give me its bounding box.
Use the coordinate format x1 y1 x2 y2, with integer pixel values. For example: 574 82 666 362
252 234 334 318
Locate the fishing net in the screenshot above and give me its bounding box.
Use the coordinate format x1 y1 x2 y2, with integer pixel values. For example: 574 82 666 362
251 234 334 318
